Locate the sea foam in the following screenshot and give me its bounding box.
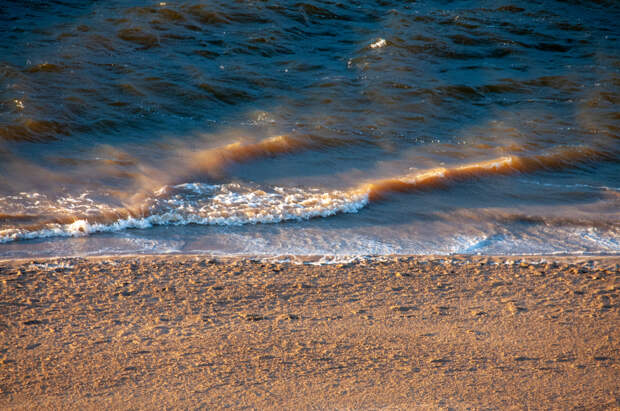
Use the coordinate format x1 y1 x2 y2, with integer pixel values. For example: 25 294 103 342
0 183 369 243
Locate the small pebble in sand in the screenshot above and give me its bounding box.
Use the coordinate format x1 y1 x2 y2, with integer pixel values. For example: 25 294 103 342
390 305 416 312
506 302 527 314
242 313 265 321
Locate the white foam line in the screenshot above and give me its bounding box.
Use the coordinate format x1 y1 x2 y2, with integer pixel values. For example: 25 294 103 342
0 193 369 244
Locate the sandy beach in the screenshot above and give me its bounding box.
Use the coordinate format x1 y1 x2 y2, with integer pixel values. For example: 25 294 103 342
0 254 618 409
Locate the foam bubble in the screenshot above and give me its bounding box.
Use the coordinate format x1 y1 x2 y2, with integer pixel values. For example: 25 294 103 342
370 38 387 49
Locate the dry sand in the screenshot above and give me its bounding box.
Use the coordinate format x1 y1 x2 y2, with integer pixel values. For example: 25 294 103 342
0 254 618 410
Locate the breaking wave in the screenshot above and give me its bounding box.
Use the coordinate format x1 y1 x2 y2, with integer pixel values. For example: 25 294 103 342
0 183 369 243
1 145 615 244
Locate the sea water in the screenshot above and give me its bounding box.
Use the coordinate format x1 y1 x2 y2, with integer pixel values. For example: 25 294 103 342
0 0 618 258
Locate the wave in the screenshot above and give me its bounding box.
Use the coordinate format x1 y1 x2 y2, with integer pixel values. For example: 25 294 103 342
0 146 616 243
187 134 316 175
0 183 368 243
361 146 614 200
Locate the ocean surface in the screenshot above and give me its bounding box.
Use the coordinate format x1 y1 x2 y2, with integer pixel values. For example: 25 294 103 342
0 0 618 258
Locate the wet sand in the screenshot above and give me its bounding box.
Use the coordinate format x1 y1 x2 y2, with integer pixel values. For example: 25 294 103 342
0 255 618 409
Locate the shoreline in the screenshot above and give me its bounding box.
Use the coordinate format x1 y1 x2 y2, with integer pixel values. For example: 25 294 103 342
2 251 619 264
1 254 618 409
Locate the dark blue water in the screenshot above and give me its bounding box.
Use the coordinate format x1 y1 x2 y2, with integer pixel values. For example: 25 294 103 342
0 0 618 257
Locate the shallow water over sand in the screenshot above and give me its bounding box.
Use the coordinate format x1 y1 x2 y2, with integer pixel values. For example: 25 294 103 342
0 0 618 257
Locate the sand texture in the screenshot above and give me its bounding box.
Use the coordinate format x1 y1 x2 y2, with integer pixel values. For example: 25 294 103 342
0 255 618 410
